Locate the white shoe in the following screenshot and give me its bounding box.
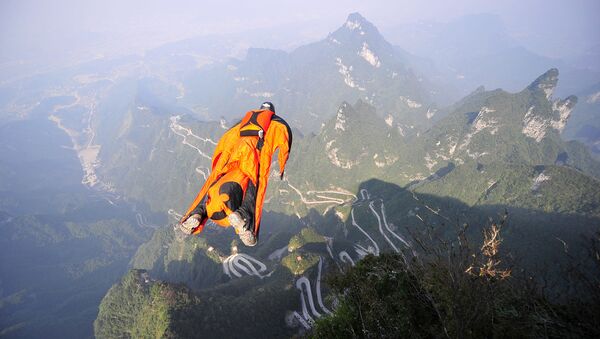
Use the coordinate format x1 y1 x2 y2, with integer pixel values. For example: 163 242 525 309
228 212 257 247
228 212 246 230
239 230 257 247
179 214 201 235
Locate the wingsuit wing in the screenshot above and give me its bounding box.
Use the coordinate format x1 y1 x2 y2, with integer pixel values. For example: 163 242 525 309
254 115 292 235
180 122 241 224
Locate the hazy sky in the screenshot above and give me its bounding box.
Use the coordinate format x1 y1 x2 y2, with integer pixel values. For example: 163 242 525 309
1 0 599 61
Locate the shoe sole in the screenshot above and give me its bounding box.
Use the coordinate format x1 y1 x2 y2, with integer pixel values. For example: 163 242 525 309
239 230 257 247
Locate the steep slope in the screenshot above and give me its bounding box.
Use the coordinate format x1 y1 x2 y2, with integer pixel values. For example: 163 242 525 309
94 268 300 339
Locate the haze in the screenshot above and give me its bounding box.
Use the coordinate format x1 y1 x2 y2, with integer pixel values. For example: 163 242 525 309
1 0 599 78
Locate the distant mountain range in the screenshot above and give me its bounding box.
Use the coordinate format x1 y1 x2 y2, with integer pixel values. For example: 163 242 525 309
178 13 442 133
383 13 600 98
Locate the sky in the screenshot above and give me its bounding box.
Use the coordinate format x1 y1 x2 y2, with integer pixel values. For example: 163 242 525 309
1 0 599 64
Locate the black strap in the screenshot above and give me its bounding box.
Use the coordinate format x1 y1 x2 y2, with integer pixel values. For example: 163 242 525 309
257 138 264 151
240 130 261 137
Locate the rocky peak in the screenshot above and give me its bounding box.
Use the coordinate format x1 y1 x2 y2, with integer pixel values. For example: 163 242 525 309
527 68 559 100
329 12 385 44
521 69 578 139
344 13 376 33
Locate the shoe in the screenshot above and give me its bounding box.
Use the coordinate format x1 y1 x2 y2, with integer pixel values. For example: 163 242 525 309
228 212 257 247
239 230 257 247
179 214 201 235
228 212 245 229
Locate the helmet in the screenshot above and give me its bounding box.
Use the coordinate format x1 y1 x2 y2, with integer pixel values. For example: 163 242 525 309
260 102 275 113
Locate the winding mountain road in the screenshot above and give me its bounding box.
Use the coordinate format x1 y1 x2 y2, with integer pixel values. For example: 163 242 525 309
286 182 356 205
368 200 399 253
293 257 332 327
168 209 183 221
350 209 380 256
169 115 215 160
338 251 355 266
315 257 332 315
135 212 157 229
296 277 321 318
222 253 269 279
340 188 412 265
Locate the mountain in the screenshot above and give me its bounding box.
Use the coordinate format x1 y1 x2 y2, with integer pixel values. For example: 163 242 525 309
179 13 440 132
270 69 599 215
417 69 600 178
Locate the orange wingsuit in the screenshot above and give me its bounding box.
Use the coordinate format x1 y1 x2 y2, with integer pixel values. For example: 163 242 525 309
180 109 292 238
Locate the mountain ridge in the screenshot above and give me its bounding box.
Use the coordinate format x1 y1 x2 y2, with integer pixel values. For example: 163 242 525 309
179 12 440 133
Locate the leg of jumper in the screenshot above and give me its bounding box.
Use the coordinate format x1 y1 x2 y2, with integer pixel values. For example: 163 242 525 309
235 180 257 234
188 196 208 222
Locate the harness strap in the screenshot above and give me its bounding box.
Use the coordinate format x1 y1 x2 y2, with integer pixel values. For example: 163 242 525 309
239 109 273 151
